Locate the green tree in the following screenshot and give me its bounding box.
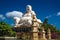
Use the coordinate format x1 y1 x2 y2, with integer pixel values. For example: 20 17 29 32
56 30 60 35
0 21 16 36
43 18 48 24
42 18 57 33
41 18 60 39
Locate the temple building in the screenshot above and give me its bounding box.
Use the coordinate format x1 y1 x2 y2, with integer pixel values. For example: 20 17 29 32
13 5 51 40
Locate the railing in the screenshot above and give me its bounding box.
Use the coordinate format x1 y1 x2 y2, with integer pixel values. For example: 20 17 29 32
0 37 17 40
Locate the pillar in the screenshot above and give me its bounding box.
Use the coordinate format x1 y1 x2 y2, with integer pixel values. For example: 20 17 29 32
31 16 38 40
40 27 47 40
48 28 51 40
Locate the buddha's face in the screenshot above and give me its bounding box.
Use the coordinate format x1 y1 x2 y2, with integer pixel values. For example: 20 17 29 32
26 5 32 12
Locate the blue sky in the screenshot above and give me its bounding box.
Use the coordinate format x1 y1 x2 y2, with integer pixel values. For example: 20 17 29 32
0 0 60 29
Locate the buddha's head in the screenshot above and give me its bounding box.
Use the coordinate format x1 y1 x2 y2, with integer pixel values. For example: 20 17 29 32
26 5 32 12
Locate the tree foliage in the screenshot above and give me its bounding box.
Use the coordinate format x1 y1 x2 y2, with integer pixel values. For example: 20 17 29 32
0 21 16 37
42 18 60 39
43 18 57 33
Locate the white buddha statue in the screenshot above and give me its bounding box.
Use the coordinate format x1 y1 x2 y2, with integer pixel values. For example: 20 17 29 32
14 5 42 28
14 5 36 27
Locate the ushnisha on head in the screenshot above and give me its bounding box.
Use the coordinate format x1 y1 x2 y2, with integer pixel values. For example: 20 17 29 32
26 5 32 12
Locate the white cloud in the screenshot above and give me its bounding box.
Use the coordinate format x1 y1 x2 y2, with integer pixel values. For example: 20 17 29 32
57 12 60 16
0 14 5 20
6 11 23 18
45 15 51 18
